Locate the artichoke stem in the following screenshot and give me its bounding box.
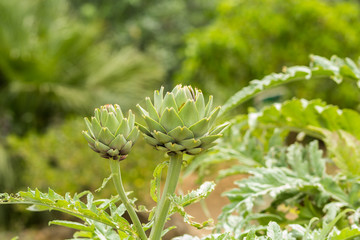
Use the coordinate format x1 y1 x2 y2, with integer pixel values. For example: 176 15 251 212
150 154 183 240
109 159 147 240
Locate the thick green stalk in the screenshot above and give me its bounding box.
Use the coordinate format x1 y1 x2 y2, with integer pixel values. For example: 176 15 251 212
150 154 183 240
109 159 147 240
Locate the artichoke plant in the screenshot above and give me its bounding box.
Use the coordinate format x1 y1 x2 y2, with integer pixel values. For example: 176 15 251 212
137 85 229 155
82 104 139 160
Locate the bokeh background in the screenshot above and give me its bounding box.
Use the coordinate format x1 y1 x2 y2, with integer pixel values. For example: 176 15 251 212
1 0 360 238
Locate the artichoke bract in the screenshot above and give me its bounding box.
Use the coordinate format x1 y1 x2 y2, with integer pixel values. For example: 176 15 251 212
82 104 139 161
136 85 229 155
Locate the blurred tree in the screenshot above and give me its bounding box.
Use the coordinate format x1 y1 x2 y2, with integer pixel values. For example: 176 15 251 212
0 0 164 135
71 0 216 86
176 0 360 107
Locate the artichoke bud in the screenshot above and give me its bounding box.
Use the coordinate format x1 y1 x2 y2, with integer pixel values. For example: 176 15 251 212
83 104 139 161
137 85 229 155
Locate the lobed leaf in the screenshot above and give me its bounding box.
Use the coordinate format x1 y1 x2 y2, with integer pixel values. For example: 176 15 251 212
0 188 136 237
220 55 360 116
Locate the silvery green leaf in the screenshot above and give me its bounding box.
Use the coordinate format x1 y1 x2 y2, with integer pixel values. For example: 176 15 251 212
267 222 282 240
172 181 215 207
308 141 324 177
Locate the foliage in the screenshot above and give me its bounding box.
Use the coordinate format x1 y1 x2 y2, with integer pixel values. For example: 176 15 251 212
187 55 360 179
0 177 216 239
2 54 360 239
0 0 164 135
184 55 360 238
0 188 137 239
71 0 216 83
247 99 360 176
220 55 360 116
177 0 360 105
219 141 360 238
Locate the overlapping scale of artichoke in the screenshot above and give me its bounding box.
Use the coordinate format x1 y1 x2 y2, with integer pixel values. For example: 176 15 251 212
82 104 139 161
136 85 229 155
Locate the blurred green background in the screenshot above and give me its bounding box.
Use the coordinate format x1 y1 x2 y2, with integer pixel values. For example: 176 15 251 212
1 0 360 238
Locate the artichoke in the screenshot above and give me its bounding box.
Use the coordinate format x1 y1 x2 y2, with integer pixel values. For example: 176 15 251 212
136 85 229 155
82 104 139 161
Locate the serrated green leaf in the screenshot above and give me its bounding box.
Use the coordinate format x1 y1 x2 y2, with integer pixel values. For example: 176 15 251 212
315 209 355 240
172 181 215 207
267 222 282 240
95 174 113 193
324 130 360 176
332 227 360 240
27 204 52 211
49 220 94 231
221 55 360 116
248 99 360 176
286 143 309 178
150 161 168 203
1 188 118 229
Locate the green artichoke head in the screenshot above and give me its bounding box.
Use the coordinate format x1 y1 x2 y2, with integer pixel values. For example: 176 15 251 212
136 85 229 155
82 104 139 161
